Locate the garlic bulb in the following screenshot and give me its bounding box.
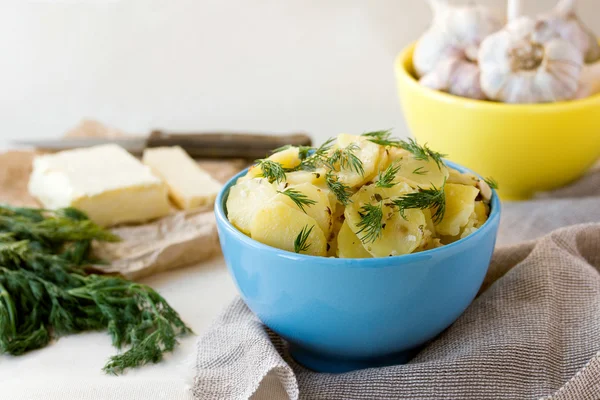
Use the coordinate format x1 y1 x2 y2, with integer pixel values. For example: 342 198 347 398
538 0 600 64
478 17 584 104
575 61 600 98
413 0 503 78
419 55 487 100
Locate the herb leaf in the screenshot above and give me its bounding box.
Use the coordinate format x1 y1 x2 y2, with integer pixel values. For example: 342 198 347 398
412 166 428 175
376 163 401 188
294 225 313 253
326 171 353 206
256 159 286 184
277 188 317 213
356 202 384 244
391 181 446 223
362 130 403 147
483 177 499 190
400 139 447 170
296 137 335 171
328 143 364 176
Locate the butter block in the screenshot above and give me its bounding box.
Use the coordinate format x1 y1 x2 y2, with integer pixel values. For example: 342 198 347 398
142 146 222 210
28 144 171 226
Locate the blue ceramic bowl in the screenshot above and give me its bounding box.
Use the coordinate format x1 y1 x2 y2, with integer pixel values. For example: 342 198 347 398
215 161 501 373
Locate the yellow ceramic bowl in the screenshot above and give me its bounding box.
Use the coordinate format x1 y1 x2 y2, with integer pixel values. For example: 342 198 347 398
395 43 600 200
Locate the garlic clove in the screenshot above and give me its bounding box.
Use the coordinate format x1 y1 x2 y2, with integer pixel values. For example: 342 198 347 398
538 0 600 63
478 17 584 104
575 61 600 98
420 55 487 100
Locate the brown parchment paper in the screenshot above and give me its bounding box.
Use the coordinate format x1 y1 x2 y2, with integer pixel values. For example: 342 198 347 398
0 119 247 280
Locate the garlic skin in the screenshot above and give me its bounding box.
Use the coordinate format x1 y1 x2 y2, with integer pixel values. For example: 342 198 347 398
538 0 600 64
413 0 503 78
419 55 487 100
478 17 584 104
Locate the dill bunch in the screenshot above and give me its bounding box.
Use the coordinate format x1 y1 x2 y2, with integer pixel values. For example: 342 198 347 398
0 206 191 374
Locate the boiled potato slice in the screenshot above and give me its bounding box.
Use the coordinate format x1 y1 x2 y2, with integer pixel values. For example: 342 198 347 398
458 201 490 239
247 147 301 178
435 183 479 236
226 178 278 235
394 155 449 190
337 221 372 258
447 167 479 187
344 184 425 257
274 182 333 236
285 168 327 186
422 208 436 236
250 201 327 256
335 134 380 188
366 146 391 183
474 201 489 227
326 204 346 256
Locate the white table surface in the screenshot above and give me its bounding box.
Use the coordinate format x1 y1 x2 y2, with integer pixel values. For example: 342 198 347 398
1 256 244 399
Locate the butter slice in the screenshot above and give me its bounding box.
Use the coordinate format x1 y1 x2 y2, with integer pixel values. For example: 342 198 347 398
142 146 222 210
28 144 171 226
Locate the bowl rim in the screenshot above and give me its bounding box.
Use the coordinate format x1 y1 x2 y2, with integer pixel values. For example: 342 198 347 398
395 42 600 111
214 160 501 266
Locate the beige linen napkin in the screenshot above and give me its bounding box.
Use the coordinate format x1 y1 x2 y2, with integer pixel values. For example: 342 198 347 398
191 166 600 400
0 120 246 279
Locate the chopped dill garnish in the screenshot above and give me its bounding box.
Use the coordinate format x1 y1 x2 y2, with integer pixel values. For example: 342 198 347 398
391 181 446 223
376 163 401 188
297 137 335 171
256 159 286 184
294 225 313 253
483 177 499 190
326 171 353 206
328 143 364 176
362 129 403 147
356 202 384 244
400 139 447 170
277 188 317 213
412 166 428 175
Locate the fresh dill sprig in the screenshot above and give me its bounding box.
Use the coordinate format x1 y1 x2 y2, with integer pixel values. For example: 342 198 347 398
483 177 499 190
356 202 384 244
328 143 364 176
376 163 401 188
400 139 447 170
294 225 313 253
277 188 317 213
325 171 353 206
391 181 446 223
297 137 335 171
362 129 403 147
412 166 428 175
0 205 191 374
361 130 393 140
256 159 286 183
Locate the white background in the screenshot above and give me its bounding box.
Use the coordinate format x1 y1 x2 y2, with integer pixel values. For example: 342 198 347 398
0 0 599 145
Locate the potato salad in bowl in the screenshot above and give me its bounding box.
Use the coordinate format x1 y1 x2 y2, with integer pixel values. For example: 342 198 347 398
226 131 496 258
